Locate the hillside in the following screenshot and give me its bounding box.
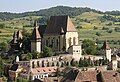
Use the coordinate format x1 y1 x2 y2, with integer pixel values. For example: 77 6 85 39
0 6 103 20
0 6 119 48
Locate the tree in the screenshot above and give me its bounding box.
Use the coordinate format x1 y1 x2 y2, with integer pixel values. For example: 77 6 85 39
0 23 5 29
42 46 53 57
82 39 98 55
0 42 7 51
26 53 32 60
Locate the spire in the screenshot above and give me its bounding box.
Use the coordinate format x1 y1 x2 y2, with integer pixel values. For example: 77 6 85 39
101 40 110 50
12 31 18 43
31 26 41 41
67 16 76 32
13 31 17 38
17 30 23 40
35 20 39 27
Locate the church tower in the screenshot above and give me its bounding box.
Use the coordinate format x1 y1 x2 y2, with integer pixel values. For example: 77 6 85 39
101 40 112 61
31 21 41 53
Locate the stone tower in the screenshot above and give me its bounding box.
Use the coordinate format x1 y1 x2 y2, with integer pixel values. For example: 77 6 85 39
101 40 112 61
9 30 23 52
31 22 42 53
111 55 117 70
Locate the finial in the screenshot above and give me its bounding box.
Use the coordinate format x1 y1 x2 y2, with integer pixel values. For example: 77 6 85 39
35 20 39 27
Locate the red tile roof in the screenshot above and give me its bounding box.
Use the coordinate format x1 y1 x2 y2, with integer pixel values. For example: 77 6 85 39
101 71 120 82
31 67 57 74
75 71 99 82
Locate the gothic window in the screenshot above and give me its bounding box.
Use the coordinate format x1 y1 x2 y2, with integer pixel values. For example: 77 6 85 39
73 37 76 45
51 39 54 47
42 60 44 67
68 37 72 46
46 40 48 46
56 39 59 47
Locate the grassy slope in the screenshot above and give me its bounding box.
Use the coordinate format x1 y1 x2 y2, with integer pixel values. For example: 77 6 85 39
0 12 120 48
73 12 120 48
0 16 40 42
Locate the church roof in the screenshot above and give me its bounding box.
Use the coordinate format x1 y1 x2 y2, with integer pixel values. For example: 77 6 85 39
45 15 77 35
31 26 41 41
38 25 47 37
101 40 111 50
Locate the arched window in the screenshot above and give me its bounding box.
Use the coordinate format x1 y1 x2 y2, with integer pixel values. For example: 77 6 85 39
46 40 48 46
32 61 34 68
42 60 44 67
68 37 72 46
56 39 59 47
37 61 40 67
73 37 76 45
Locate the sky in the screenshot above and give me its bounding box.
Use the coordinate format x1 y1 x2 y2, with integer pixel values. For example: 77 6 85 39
0 0 120 13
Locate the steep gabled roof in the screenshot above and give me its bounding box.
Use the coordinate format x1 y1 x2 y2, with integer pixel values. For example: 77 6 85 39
31 26 41 41
45 15 76 35
38 25 47 37
101 40 111 50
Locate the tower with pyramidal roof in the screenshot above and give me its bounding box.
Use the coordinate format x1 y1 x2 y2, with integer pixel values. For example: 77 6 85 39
101 40 112 61
31 21 42 53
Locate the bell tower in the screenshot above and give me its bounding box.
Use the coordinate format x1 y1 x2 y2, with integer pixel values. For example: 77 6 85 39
101 40 112 61
31 21 41 53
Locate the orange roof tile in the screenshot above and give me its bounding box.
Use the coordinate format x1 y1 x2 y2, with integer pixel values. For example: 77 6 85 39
31 67 57 74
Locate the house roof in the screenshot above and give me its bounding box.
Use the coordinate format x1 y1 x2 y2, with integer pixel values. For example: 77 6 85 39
101 71 120 82
31 67 57 74
101 40 111 50
38 25 47 37
10 64 19 71
45 15 77 35
75 71 99 82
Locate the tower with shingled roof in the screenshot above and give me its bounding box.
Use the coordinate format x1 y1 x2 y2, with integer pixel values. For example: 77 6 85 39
101 40 112 61
9 30 23 52
31 21 42 53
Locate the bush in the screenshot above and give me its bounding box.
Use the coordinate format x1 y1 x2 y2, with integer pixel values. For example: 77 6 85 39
107 29 113 33
115 27 120 32
102 27 109 30
96 32 101 36
0 23 5 29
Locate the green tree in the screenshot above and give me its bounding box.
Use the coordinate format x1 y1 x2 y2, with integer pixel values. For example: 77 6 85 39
42 46 53 57
0 42 7 51
82 39 98 55
26 53 33 60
